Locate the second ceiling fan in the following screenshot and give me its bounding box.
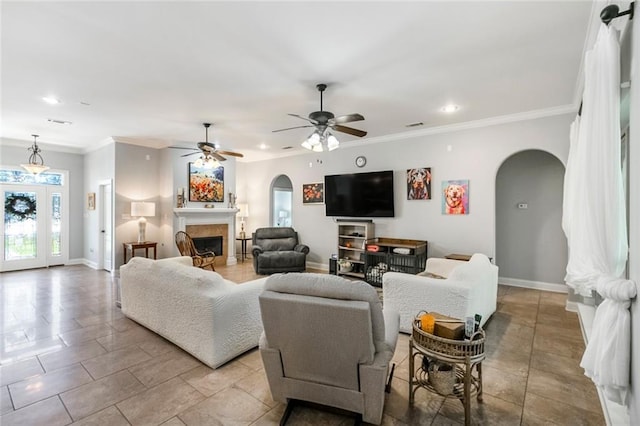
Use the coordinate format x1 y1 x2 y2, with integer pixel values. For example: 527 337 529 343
273 84 367 151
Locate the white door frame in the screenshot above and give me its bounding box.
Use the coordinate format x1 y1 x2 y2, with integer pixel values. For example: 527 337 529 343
97 179 114 272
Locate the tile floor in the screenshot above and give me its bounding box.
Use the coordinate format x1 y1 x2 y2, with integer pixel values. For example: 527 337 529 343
0 261 604 425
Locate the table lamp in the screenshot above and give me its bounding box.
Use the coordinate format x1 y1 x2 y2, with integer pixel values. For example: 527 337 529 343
237 203 249 238
131 201 155 243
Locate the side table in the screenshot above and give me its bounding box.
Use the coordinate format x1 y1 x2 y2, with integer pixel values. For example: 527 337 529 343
409 318 485 426
123 241 157 264
236 237 251 262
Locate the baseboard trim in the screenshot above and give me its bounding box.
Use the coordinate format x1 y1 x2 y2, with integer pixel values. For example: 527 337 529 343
66 258 85 266
307 261 329 271
499 277 568 293
83 259 99 270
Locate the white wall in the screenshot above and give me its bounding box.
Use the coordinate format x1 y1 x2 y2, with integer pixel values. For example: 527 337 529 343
0 141 85 261
237 113 571 270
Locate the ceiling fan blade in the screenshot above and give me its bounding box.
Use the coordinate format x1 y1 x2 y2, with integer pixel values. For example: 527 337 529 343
180 152 201 157
330 113 365 125
169 146 198 151
333 124 367 138
272 125 314 133
217 150 244 158
212 152 227 162
288 113 318 125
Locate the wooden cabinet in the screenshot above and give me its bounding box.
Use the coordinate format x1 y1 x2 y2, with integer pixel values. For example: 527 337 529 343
337 221 374 279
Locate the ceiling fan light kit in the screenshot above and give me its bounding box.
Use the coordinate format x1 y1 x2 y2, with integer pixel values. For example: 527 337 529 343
273 83 367 152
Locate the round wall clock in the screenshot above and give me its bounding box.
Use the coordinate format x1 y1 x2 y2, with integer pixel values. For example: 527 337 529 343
355 155 367 168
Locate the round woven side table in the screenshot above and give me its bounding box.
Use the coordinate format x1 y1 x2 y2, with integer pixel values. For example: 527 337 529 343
409 317 486 426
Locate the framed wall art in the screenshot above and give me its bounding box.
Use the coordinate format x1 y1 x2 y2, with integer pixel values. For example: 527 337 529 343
442 180 469 215
407 168 431 200
302 182 324 204
87 192 96 210
189 163 224 202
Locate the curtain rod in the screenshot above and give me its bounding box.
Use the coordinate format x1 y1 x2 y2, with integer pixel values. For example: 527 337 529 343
578 3 634 116
601 2 634 25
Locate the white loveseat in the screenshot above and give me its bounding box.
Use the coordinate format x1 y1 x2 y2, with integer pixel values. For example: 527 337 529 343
382 253 498 333
120 256 268 368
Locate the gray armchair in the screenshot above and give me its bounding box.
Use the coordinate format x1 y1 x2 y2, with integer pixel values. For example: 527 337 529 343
252 227 309 274
258 273 399 425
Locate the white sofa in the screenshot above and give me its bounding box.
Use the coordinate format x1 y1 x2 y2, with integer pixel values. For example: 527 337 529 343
382 253 498 333
120 256 268 368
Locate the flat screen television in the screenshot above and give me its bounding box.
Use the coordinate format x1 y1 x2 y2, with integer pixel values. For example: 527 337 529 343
324 170 395 217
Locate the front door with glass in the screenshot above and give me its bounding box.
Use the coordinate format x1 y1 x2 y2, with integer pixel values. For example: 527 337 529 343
0 170 68 272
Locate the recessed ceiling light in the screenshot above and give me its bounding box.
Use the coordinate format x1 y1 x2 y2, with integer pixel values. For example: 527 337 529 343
42 97 60 105
259 143 268 150
440 104 459 113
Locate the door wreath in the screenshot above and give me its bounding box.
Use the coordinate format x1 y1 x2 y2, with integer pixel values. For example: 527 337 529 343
4 193 37 222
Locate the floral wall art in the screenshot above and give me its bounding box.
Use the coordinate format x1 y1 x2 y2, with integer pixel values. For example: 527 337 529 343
189 163 224 202
302 182 324 204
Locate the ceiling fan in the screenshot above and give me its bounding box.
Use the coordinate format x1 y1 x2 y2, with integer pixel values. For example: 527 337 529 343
171 123 243 163
273 84 367 151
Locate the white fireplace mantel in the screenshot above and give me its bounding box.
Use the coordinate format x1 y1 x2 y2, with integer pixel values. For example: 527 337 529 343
173 208 239 265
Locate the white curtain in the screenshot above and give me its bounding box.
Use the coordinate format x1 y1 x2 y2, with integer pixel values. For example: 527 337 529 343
562 23 636 405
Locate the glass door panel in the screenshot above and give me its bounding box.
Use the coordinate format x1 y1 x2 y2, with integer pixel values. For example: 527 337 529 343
1 186 47 271
51 193 62 257
4 191 38 260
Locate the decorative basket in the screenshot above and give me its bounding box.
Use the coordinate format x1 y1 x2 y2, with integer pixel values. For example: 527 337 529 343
412 312 485 360
338 260 353 273
428 361 456 395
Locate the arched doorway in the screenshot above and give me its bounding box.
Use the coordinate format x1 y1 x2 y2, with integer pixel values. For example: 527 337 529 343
271 175 293 227
495 150 567 287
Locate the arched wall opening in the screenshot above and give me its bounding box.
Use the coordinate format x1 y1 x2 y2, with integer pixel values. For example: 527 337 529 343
495 149 567 288
270 175 293 228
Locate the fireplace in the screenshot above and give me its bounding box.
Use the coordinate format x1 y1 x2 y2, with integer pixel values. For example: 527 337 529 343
192 236 223 257
174 207 239 266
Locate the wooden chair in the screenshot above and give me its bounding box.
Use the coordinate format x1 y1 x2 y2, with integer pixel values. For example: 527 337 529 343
175 231 216 271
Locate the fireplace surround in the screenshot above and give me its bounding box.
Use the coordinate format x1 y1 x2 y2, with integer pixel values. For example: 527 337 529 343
174 207 239 265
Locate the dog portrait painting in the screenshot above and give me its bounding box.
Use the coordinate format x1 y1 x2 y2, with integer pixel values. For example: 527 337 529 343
407 168 431 200
442 180 469 215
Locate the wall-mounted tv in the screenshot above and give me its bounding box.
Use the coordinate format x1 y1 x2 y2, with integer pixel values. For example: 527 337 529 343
324 170 395 218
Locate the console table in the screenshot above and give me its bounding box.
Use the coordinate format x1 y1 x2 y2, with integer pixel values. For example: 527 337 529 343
123 241 157 264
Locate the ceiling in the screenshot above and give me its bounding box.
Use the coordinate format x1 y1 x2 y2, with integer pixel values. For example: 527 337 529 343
1 1 597 162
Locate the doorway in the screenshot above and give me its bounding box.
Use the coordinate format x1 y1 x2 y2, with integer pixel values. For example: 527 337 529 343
98 180 113 272
0 170 69 272
271 175 293 227
495 150 567 285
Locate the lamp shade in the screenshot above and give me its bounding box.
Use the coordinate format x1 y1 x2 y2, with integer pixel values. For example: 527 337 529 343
237 203 249 218
131 202 155 217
